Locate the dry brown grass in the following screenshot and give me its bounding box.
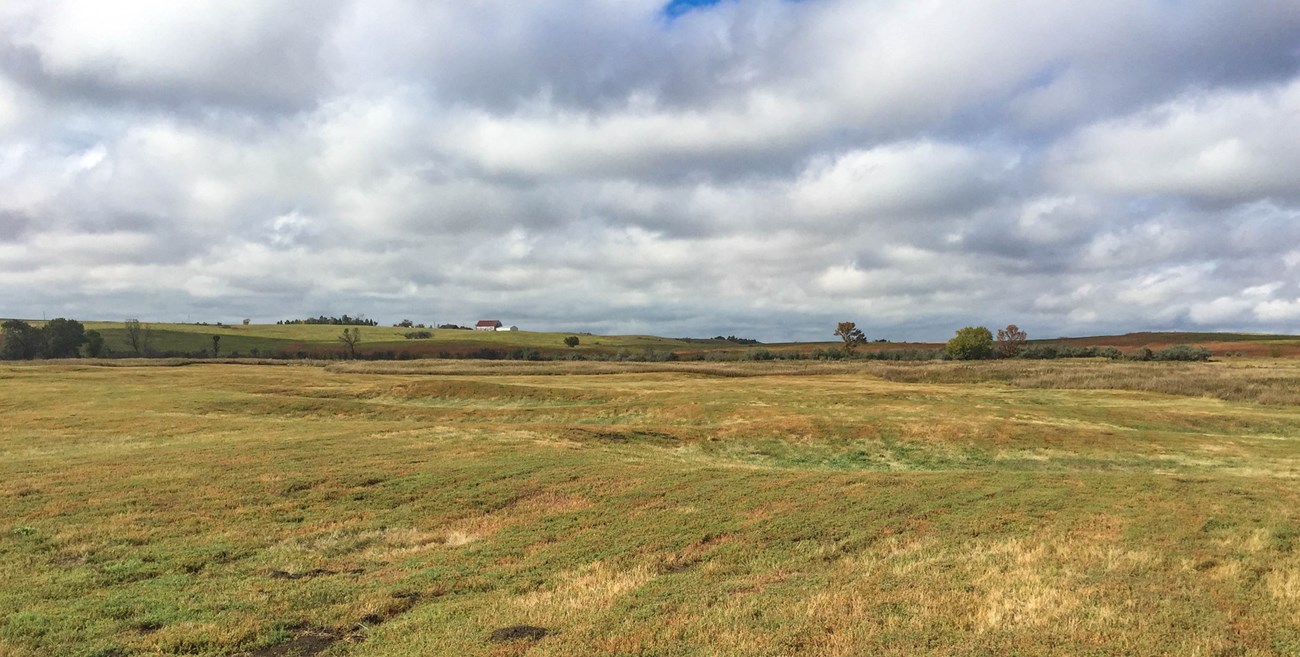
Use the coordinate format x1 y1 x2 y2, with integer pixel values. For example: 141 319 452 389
866 359 1300 405
4 360 1300 656
323 359 870 378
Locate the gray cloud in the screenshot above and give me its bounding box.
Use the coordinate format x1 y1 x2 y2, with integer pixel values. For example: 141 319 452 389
1 0 1299 340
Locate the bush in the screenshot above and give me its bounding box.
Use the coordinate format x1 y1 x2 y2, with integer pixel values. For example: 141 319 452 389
639 349 678 362
861 349 945 361
1020 345 1058 359
811 348 847 360
1153 345 1212 362
946 326 994 360
508 348 543 361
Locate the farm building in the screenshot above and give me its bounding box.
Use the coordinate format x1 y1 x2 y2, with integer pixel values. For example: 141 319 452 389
475 320 502 331
496 325 519 332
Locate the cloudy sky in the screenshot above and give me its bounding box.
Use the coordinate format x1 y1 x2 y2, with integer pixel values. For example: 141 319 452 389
2 0 1299 341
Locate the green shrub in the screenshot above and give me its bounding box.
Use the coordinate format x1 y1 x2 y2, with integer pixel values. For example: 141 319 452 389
945 326 994 360
1153 345 1212 362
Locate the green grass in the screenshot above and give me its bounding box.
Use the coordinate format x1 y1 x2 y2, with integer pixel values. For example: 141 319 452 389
16 320 1300 360
70 321 753 358
3 360 1300 655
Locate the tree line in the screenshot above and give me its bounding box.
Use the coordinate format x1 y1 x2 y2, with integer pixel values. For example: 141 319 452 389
277 315 378 326
834 321 1209 362
0 319 102 360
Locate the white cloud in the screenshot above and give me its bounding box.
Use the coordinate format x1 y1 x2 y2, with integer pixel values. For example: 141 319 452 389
7 0 336 108
790 141 1012 220
1048 80 1300 202
1255 299 1300 322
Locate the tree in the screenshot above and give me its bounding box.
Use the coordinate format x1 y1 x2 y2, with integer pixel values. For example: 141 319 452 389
212 335 221 357
564 336 580 348
0 320 41 360
834 321 867 354
124 319 153 356
946 326 994 360
339 327 361 358
85 331 104 358
995 324 1027 359
43 318 87 358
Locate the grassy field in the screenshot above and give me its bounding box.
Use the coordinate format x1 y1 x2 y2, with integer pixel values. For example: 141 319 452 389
15 319 1300 360
3 359 1300 656
67 321 755 359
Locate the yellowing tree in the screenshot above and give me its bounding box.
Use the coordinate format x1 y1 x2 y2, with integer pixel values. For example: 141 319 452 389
834 321 867 354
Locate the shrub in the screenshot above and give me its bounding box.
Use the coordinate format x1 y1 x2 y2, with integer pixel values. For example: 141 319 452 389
1153 345 1212 362
946 326 994 360
811 348 846 360
1020 345 1058 359
1098 347 1124 360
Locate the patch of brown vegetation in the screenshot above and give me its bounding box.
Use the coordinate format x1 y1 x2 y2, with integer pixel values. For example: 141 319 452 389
866 360 1300 405
244 632 339 657
489 625 548 642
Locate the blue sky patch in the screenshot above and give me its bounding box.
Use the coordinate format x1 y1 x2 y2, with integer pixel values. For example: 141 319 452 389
663 0 722 18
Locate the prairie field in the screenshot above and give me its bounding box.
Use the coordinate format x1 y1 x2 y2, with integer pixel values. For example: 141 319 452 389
69 322 753 359
2 359 1300 656
29 320 1299 360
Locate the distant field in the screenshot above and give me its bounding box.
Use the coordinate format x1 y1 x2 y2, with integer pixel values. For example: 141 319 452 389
18 320 1300 360
65 322 745 359
3 359 1300 656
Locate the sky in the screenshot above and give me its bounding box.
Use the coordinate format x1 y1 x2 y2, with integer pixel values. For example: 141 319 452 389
1 0 1299 342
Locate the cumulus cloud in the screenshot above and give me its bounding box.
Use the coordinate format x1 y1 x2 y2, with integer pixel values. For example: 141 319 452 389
1048 80 1300 203
1 0 1298 340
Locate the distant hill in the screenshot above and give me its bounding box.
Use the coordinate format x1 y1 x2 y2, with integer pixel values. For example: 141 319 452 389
9 321 1298 360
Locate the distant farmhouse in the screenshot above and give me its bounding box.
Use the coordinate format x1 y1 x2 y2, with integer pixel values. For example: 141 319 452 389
475 320 519 332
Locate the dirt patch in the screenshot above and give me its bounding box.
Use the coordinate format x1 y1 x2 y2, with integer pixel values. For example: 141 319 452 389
269 568 336 580
134 621 163 635
567 427 678 445
353 591 425 628
490 625 548 642
245 632 339 657
658 557 699 574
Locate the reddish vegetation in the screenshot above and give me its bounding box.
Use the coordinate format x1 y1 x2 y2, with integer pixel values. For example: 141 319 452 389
1049 333 1300 358
262 332 1300 360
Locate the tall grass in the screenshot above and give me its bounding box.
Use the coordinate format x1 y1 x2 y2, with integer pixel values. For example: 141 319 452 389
865 359 1300 405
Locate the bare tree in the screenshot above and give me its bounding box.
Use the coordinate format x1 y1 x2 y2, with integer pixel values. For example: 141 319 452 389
124 319 153 356
212 335 221 357
338 327 361 358
995 324 1028 358
834 321 868 354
